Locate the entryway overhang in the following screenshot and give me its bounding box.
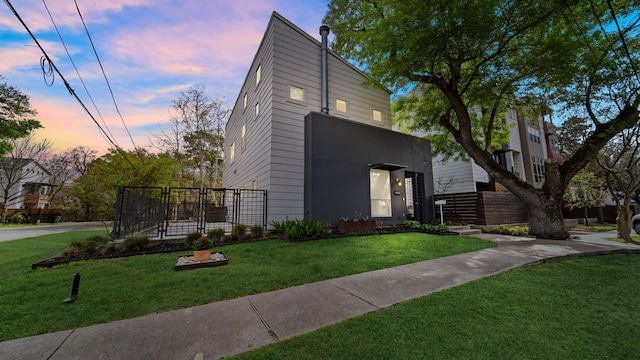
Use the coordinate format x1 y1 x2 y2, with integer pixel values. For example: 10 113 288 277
368 163 407 171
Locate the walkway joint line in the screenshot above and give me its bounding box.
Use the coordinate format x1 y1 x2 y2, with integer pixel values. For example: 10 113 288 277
248 298 279 342
330 283 380 309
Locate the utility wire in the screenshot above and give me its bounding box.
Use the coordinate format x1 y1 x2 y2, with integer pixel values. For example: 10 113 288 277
41 0 120 149
3 0 136 169
605 0 640 83
73 0 138 150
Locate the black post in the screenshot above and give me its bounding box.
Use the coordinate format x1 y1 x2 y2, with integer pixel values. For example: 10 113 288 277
63 273 80 303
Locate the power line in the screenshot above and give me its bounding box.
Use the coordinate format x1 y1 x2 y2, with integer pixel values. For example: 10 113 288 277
3 0 136 170
41 0 120 149
73 0 138 150
605 0 640 83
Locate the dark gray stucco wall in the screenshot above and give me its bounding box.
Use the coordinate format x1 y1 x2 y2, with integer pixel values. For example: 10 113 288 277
304 112 434 227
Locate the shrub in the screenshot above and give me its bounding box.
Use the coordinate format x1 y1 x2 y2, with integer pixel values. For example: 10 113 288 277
8 213 26 224
436 223 450 233
423 223 434 232
488 225 530 236
96 243 120 256
250 225 264 238
285 218 326 240
207 228 225 240
271 221 285 234
403 219 422 229
63 235 111 258
122 235 150 252
231 224 247 240
185 232 202 246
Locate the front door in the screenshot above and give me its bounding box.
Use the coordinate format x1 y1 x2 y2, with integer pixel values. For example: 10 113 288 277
405 172 425 223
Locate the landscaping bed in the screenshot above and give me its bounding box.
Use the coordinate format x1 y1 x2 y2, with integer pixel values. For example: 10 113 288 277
31 224 458 269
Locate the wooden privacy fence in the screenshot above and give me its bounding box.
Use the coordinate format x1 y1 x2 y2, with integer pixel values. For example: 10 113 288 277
434 191 528 225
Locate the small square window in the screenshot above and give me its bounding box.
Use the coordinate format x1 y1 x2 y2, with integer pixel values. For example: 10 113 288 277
255 102 260 117
256 65 261 86
372 109 382 122
336 99 347 113
289 85 304 101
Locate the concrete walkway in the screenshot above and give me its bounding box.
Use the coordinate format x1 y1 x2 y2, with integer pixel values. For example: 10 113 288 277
1 231 639 360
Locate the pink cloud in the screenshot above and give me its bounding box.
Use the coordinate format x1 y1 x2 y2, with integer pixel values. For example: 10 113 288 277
0 0 153 32
30 93 169 155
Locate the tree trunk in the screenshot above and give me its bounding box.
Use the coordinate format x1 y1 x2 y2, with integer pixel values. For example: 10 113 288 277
597 207 604 224
524 191 570 240
616 206 633 241
583 206 589 227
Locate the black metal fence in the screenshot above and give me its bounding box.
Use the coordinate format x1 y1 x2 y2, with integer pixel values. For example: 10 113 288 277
112 186 267 240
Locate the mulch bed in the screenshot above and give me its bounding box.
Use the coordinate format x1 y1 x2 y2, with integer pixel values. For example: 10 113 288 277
31 227 456 269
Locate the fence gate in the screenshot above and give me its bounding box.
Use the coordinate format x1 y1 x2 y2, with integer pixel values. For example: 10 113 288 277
112 186 267 240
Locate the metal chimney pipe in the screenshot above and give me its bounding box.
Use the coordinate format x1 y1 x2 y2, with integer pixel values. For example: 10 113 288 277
320 25 330 115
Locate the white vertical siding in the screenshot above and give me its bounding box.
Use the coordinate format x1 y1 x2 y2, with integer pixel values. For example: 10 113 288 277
432 155 478 194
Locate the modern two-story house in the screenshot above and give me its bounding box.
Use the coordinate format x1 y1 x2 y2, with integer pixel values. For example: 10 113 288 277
222 12 434 227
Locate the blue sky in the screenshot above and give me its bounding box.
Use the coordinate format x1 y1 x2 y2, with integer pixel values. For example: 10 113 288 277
1 0 329 155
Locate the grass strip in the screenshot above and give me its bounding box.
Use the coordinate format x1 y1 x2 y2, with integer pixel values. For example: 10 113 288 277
231 253 640 359
0 231 494 341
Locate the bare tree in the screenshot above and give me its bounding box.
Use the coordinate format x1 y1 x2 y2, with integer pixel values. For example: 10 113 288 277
598 127 640 241
42 146 97 210
152 86 229 189
0 135 51 222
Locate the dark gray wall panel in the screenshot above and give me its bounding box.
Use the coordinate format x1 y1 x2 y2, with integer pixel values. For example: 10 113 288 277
305 112 434 227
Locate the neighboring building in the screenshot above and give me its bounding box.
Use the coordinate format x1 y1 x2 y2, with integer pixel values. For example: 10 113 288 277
0 158 52 209
222 12 434 227
428 108 552 195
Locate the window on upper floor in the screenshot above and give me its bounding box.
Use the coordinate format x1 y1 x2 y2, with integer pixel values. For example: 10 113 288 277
528 127 541 144
243 93 247 110
230 142 235 163
289 85 304 102
252 180 257 190
256 64 261 86
241 124 246 151
255 102 260 118
336 99 347 113
372 109 382 122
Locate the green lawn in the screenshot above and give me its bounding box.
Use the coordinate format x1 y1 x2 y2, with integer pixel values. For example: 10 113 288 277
0 231 494 342
231 253 640 359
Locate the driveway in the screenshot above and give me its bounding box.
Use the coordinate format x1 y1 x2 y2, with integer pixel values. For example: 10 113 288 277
0 222 111 242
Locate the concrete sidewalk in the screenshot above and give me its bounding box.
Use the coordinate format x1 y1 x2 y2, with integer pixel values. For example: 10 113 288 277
1 232 639 360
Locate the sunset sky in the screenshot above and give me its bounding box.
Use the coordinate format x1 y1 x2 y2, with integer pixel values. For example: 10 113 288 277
1 0 330 155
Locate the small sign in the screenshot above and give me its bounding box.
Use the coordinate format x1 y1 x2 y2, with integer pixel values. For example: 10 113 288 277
394 191 401 196
435 200 446 205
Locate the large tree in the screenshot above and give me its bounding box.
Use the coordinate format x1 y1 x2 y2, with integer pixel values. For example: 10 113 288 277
325 0 640 239
0 76 42 156
73 148 178 218
153 86 228 189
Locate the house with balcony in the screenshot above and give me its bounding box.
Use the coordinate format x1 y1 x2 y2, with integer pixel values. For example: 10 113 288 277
0 158 52 210
401 107 558 225
222 12 434 227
